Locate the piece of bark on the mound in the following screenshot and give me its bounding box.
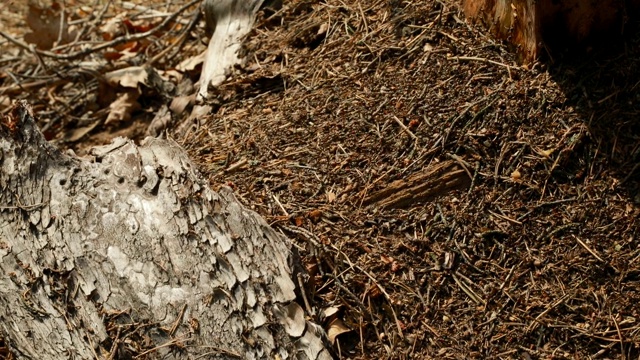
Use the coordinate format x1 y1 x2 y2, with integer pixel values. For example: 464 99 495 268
363 160 471 209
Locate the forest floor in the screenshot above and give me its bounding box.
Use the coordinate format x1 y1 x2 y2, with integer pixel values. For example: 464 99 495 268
1 0 640 359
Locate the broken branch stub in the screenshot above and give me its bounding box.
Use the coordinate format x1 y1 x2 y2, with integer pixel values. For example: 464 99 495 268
0 102 331 360
197 0 265 101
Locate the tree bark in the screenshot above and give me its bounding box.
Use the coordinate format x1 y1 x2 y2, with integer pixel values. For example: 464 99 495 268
462 0 640 62
0 102 332 360
197 0 265 101
363 160 471 209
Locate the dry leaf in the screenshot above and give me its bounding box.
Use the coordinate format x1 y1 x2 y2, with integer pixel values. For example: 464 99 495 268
177 53 206 72
322 306 341 319
317 23 329 35
122 18 155 33
105 91 141 125
24 2 77 50
307 209 322 223
104 46 140 61
100 13 127 40
170 95 194 115
536 148 554 157
380 255 394 264
65 120 101 143
105 66 149 88
390 260 401 273
273 303 305 338
0 96 10 111
327 318 351 344
159 69 184 83
326 191 336 203
367 284 382 299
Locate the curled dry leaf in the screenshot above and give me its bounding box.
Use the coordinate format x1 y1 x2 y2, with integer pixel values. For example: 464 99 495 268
327 318 351 344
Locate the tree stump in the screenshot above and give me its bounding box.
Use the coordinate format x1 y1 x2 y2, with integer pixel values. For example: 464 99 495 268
462 0 640 62
0 102 331 360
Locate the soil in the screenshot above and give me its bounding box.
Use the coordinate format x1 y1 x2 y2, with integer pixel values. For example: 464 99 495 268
1 0 640 359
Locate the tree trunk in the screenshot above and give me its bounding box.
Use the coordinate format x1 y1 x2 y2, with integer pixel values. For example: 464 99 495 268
462 0 640 62
0 102 332 360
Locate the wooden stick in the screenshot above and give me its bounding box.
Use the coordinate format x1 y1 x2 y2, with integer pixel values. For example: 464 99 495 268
392 115 417 141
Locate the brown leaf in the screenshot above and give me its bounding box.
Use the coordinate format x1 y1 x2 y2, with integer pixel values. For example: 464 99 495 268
100 14 126 41
177 53 206 72
307 209 322 223
123 18 157 34
366 284 382 299
380 255 394 264
24 3 78 50
65 120 101 143
326 318 351 344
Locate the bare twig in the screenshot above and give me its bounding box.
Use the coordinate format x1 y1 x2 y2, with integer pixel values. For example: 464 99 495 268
391 115 417 141
448 55 518 71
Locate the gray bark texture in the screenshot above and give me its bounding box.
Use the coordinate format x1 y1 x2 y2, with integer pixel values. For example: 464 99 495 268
0 102 332 360
198 0 265 101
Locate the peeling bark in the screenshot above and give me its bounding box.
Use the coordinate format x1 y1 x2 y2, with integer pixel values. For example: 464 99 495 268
0 102 332 360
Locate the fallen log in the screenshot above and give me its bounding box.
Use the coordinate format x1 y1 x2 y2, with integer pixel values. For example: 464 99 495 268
0 102 331 360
